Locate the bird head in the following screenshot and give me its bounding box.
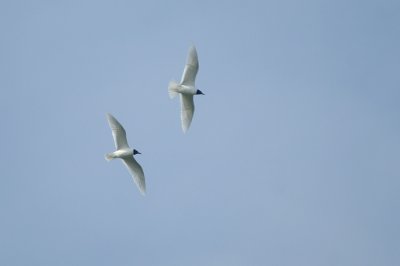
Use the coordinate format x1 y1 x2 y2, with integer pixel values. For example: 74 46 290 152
133 149 141 155
196 89 205 95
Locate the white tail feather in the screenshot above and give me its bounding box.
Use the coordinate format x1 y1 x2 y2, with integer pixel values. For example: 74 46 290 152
168 80 179 99
105 153 114 161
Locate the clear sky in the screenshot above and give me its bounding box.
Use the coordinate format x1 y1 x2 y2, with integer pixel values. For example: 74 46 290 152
1 0 399 265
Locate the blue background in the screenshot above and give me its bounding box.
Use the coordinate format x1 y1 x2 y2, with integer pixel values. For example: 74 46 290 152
1 0 399 265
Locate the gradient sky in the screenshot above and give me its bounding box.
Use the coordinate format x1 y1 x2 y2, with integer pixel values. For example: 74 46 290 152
1 0 399 265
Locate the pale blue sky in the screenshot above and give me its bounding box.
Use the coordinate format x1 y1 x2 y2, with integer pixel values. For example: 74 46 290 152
1 0 399 265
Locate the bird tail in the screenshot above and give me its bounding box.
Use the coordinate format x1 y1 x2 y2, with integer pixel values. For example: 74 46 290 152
168 80 179 99
105 153 114 161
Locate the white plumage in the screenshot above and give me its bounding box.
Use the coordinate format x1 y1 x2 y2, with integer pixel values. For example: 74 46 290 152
168 45 204 133
105 113 146 195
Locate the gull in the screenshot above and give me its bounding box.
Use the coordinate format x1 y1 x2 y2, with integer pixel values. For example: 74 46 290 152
105 113 146 195
168 45 204 133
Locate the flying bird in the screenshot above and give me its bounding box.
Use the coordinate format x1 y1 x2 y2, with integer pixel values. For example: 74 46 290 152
168 45 204 133
105 113 146 195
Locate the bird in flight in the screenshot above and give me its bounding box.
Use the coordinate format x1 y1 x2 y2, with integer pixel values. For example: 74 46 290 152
105 113 146 195
168 45 204 133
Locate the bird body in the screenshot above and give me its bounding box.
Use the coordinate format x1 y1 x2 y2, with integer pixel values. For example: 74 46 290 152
105 113 146 195
105 148 134 160
169 45 204 133
174 84 198 95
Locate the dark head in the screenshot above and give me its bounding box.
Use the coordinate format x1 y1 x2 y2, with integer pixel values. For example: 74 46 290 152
133 149 141 155
196 89 205 95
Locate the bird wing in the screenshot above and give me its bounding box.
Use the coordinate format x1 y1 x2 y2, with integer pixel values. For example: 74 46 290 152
106 113 129 150
180 94 195 133
122 156 146 195
180 45 199 86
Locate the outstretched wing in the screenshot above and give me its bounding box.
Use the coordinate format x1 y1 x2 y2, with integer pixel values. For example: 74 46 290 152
122 156 146 195
180 45 199 86
106 113 129 150
180 94 195 133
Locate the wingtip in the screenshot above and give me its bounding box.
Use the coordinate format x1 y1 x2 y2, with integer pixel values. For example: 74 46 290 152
189 45 197 55
106 113 121 126
138 181 146 196
106 113 113 120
